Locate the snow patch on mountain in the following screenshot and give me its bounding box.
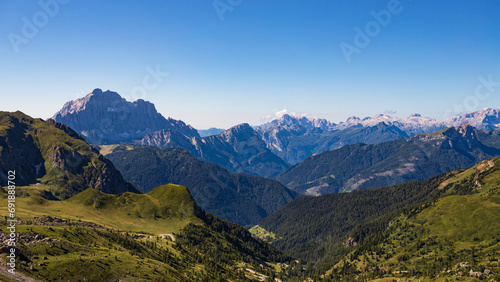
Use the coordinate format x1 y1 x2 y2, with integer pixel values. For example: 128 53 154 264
445 108 500 131
298 108 500 136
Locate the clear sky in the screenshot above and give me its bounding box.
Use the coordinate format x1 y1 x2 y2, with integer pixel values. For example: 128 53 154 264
1 0 500 129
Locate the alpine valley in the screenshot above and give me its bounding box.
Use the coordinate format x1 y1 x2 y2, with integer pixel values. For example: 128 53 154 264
101 144 299 226
1 88 500 281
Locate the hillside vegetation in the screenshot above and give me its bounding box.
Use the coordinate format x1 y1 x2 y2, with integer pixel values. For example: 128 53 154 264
0 184 293 281
327 194 500 280
259 157 500 281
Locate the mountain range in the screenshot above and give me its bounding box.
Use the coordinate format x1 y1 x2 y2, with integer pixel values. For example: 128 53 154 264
2 94 500 280
331 108 500 133
197 127 225 137
276 124 500 195
52 89 500 180
0 110 297 226
256 117 409 164
256 108 500 164
102 144 299 226
54 89 288 178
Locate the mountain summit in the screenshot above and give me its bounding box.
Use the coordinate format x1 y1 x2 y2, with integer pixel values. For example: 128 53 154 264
52 88 199 144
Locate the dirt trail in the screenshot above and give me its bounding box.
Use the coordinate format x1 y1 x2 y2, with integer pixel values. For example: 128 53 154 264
0 265 41 282
159 234 175 241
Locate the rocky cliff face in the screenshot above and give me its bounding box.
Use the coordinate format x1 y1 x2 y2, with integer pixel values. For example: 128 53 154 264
141 123 290 178
52 89 199 144
0 113 45 186
0 111 139 199
440 124 480 151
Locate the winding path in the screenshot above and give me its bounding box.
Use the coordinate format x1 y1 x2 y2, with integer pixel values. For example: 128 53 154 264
159 234 175 241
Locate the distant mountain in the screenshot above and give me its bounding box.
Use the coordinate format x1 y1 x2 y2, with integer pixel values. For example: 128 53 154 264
334 108 500 135
256 109 500 164
52 88 199 144
446 107 500 131
197 127 225 137
141 123 290 178
335 113 445 136
276 125 500 195
257 114 337 132
104 144 299 226
0 111 139 199
256 115 408 164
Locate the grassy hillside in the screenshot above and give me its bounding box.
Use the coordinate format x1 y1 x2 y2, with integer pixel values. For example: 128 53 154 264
0 184 293 281
259 157 500 280
0 111 138 199
103 144 299 226
327 195 500 280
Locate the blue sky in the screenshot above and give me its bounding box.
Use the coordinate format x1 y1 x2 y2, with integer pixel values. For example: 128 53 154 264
1 0 500 129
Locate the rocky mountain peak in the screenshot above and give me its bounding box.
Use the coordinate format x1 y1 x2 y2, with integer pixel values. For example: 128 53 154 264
346 116 361 123
232 122 253 130
442 124 475 137
52 89 199 144
280 113 293 120
456 124 475 134
219 123 256 141
373 114 390 119
441 124 479 151
87 89 123 103
91 88 103 95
